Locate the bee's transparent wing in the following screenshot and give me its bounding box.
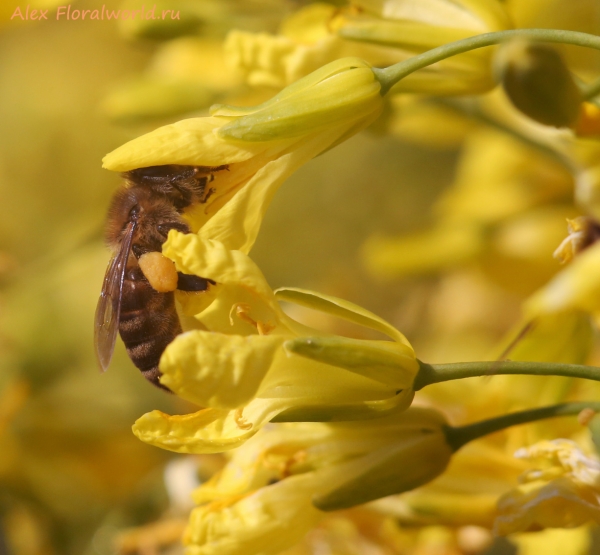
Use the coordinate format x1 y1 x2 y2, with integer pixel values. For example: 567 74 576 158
94 221 136 372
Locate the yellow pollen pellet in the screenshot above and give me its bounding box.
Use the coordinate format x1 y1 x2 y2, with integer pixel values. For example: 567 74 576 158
138 252 178 293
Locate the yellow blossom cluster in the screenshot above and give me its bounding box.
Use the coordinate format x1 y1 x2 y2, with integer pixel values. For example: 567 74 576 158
92 1 600 554
7 0 600 554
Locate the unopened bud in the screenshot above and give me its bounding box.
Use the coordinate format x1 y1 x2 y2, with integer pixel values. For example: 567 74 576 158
212 58 382 141
313 408 452 511
495 40 582 128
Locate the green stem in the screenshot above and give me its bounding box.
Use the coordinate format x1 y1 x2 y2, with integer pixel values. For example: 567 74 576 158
372 29 600 95
445 402 600 451
413 360 600 391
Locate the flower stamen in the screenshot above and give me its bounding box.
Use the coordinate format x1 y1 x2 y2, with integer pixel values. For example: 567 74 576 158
230 303 275 335
234 408 253 430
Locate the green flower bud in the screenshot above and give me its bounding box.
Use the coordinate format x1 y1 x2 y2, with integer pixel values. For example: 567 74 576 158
213 58 382 141
312 408 452 511
495 40 582 128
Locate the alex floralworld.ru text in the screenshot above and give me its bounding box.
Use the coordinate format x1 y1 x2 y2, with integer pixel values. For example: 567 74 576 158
11 5 180 21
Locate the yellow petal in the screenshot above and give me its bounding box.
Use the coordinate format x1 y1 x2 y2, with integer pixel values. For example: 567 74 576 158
192 423 330 504
132 400 286 454
195 128 354 253
495 477 600 535
159 331 285 409
102 117 271 171
184 474 323 555
163 233 280 313
223 26 355 91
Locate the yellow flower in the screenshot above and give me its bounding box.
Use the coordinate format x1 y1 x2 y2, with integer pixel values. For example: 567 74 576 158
132 232 418 453
495 439 600 534
103 57 383 253
226 0 511 95
183 407 453 555
225 4 346 90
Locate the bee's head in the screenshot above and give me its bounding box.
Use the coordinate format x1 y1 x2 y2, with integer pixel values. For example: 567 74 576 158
105 186 189 254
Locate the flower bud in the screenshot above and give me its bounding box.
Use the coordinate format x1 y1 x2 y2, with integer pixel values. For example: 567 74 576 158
313 408 452 511
495 40 582 128
495 439 600 534
213 58 382 141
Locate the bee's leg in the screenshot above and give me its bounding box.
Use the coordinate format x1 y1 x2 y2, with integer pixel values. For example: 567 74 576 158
197 166 229 204
199 183 216 204
176 273 216 291
207 164 229 173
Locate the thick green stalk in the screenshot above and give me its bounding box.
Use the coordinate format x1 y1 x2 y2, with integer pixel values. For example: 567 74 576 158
445 402 600 451
414 360 600 391
372 29 600 95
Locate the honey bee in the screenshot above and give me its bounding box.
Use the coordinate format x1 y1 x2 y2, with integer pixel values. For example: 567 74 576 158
94 164 226 390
